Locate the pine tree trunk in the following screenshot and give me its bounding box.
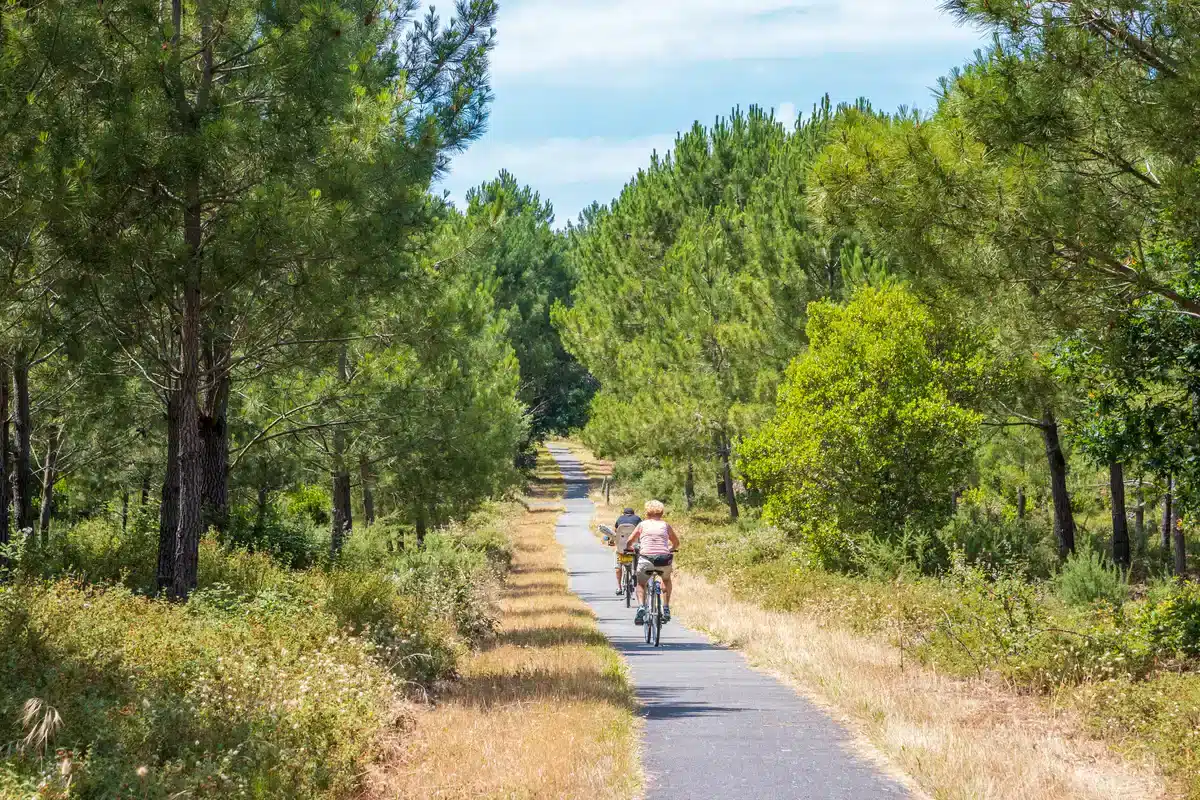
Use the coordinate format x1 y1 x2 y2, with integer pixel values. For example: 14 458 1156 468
199 366 230 535
171 199 205 599
1173 517 1187 578
330 349 352 558
331 466 352 557
157 387 181 593
1016 486 1026 520
1161 475 1173 554
12 352 33 542
38 425 61 545
140 474 150 507
1134 476 1145 552
254 485 270 535
121 491 130 533
1110 462 1130 570
684 463 695 511
720 439 739 521
0 362 9 562
1040 409 1076 558
359 454 375 527
415 507 427 548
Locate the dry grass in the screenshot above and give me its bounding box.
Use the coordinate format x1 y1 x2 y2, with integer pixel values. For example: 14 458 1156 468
364 448 640 800
673 569 1170 800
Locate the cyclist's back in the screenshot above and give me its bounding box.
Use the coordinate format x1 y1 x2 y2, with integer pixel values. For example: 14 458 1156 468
614 509 641 552
611 508 641 595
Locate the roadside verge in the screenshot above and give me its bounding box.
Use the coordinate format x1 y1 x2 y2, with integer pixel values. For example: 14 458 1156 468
364 447 640 800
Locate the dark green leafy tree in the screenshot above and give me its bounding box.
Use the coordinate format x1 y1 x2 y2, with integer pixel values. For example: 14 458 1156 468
740 285 987 569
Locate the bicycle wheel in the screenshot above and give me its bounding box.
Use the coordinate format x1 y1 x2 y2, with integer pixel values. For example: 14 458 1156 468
651 580 662 647
644 600 653 644
624 566 633 607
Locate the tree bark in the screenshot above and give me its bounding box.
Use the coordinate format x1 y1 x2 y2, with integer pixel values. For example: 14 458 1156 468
1173 516 1187 578
199 364 230 535
1110 462 1130 570
720 439 739 521
12 352 33 542
684 463 695 511
1161 475 1173 554
171 194 205 599
1040 409 1076 558
1016 485 1026 520
254 485 270 535
0 362 8 562
415 507 427 548
359 454 375 527
38 425 61 545
1133 476 1145 552
330 348 352 558
157 386 181 593
121 491 130 533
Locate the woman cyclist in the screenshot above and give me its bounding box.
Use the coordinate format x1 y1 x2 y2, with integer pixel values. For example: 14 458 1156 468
626 499 679 625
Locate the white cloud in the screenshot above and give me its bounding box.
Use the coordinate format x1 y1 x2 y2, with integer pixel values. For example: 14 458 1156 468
443 134 675 194
439 134 676 225
776 101 798 126
493 0 979 81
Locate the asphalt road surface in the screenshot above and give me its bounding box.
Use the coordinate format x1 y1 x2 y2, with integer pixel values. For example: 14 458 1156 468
546 444 910 800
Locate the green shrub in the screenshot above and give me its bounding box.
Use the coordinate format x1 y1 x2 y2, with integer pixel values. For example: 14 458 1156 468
0 498 516 799
222 503 325 569
938 512 1058 579
33 510 160 592
1055 546 1128 608
1137 581 1200 659
0 579 400 799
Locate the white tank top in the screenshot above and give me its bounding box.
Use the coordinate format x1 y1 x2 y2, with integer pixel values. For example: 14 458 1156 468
638 519 671 556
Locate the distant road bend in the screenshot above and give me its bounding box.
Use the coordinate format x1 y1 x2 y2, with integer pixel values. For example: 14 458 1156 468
546 444 911 800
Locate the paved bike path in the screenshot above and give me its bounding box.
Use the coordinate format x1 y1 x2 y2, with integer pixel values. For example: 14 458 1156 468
547 444 910 800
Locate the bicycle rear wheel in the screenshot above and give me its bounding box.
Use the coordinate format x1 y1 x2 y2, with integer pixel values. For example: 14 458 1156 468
651 580 662 647
644 603 653 644
624 566 633 607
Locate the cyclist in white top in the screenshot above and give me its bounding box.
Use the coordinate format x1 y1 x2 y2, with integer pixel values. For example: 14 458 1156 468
625 499 679 625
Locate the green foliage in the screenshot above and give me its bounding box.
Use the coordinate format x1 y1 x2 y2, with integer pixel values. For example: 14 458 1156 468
740 285 987 567
1138 582 1200 660
0 579 399 799
0 504 512 795
556 103 859 505
1055 547 1129 609
938 512 1058 580
461 171 595 439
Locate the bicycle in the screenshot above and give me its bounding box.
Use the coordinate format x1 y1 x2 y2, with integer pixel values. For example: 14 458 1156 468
643 566 665 646
620 552 637 607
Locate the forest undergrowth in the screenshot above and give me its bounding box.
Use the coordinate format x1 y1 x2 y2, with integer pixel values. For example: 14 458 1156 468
0 504 512 799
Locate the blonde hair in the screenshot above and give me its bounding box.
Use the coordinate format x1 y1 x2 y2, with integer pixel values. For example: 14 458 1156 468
644 499 665 517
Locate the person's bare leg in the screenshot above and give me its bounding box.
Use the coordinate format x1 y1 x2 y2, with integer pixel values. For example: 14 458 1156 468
636 582 647 607
615 566 623 590
663 577 673 607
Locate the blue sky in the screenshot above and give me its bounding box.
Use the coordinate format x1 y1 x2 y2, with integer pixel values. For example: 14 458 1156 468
439 0 989 227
